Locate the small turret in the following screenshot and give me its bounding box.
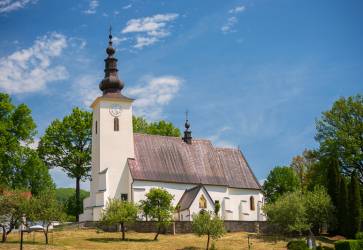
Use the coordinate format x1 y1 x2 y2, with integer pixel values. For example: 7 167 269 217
182 111 192 144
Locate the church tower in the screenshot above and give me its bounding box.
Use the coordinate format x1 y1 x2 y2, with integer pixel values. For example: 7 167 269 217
80 30 134 221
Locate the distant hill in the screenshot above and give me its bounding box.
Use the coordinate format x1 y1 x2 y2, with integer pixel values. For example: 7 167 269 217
56 188 89 203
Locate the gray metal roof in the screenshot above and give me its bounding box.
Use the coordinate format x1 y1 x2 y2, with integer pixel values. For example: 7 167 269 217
176 185 215 211
128 133 261 190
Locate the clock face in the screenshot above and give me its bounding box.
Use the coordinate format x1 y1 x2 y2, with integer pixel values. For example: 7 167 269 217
109 104 122 117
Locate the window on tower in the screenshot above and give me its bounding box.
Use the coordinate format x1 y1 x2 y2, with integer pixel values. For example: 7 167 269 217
121 193 128 201
95 121 97 134
114 117 119 131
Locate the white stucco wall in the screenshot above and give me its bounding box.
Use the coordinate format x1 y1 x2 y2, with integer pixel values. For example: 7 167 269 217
80 96 134 222
132 180 265 221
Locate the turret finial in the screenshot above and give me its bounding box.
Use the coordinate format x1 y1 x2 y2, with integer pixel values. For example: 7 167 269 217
182 110 192 144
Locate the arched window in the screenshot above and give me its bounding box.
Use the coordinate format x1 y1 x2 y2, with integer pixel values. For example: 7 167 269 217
95 121 97 134
199 195 207 209
250 196 255 211
114 117 119 131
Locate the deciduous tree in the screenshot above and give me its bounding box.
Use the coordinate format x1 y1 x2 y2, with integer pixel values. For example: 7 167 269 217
315 95 363 183
192 211 225 250
100 199 138 240
142 188 174 240
263 166 300 203
133 116 181 137
38 108 92 222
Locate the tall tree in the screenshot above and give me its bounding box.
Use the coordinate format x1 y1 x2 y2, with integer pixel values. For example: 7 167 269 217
316 95 363 183
0 93 53 194
142 188 174 240
263 166 300 203
291 149 319 192
338 177 349 236
38 107 92 222
348 171 361 238
133 116 181 137
100 199 138 240
326 157 341 209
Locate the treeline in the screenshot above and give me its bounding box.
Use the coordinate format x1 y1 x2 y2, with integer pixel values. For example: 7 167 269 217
263 94 363 239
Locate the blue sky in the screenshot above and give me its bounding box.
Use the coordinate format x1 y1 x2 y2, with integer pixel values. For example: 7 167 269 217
0 0 362 190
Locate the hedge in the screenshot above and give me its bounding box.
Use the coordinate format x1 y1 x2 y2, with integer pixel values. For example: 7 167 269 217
335 240 363 250
287 240 309 250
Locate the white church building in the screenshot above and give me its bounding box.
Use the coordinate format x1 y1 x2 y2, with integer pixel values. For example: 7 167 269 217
80 33 265 222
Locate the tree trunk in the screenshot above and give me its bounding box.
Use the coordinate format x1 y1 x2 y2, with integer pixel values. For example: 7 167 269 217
154 226 161 240
1 226 7 243
121 222 125 240
206 233 210 250
76 176 81 222
44 227 49 245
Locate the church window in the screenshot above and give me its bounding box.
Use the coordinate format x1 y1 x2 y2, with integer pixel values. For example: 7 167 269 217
199 195 207 209
121 193 128 201
95 121 97 134
250 196 255 211
114 117 119 131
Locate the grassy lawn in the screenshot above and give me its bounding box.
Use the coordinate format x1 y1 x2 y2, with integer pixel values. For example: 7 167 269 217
0 228 334 250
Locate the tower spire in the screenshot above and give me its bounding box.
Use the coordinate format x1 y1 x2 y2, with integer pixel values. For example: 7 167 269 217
99 27 124 96
182 110 192 144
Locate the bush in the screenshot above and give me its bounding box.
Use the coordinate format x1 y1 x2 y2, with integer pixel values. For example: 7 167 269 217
335 240 363 250
355 232 363 239
287 240 309 250
317 246 334 250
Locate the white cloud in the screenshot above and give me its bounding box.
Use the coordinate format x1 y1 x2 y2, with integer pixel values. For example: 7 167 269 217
122 4 132 10
83 0 98 14
221 16 238 33
221 5 246 34
112 36 127 46
208 126 235 148
75 74 100 106
0 32 68 94
122 13 179 49
229 5 245 14
0 0 37 13
126 75 183 120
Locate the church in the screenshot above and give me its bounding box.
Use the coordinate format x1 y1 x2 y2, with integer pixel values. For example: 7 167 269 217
80 33 265 222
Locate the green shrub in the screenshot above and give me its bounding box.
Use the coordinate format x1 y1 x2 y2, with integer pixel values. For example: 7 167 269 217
317 246 334 250
355 232 363 239
287 240 309 250
335 240 363 250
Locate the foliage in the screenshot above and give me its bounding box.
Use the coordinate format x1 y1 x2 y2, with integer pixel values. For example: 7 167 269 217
133 116 181 137
0 189 30 242
100 199 138 240
326 157 341 209
315 94 363 183
192 211 225 250
304 186 333 234
334 240 363 250
287 240 308 250
263 166 300 203
142 188 174 240
38 107 92 221
316 246 334 250
214 201 221 216
27 190 65 244
338 177 349 236
263 191 309 235
355 232 363 240
0 93 53 195
290 150 318 192
348 171 361 239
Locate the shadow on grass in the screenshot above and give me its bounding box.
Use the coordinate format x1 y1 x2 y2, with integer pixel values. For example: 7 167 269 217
87 237 154 243
3 240 47 245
